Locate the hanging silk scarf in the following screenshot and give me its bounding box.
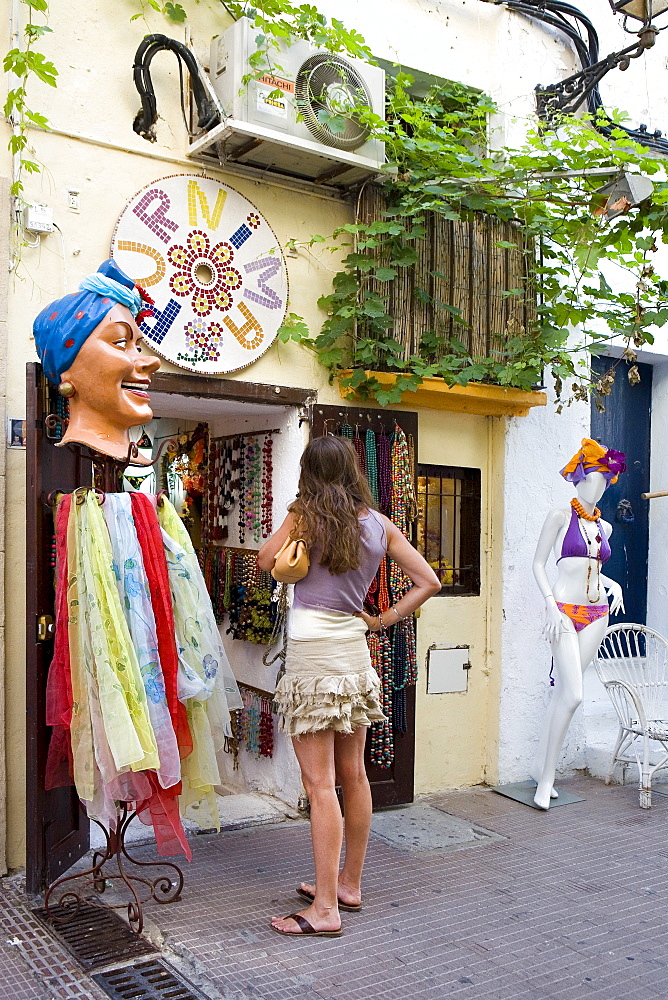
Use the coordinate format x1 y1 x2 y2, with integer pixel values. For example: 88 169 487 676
66 494 96 803
158 497 243 829
103 494 181 790
158 498 242 719
130 492 192 760
78 491 159 774
45 494 74 789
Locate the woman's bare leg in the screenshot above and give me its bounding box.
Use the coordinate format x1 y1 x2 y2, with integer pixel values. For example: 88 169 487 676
299 726 370 908
271 730 342 934
336 727 371 903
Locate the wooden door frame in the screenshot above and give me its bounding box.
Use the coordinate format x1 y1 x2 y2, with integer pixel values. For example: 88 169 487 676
309 402 419 808
151 371 315 408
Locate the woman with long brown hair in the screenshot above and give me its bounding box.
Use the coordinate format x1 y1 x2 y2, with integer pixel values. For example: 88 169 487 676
258 436 440 938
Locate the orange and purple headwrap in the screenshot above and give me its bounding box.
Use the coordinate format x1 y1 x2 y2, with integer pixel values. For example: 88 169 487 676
33 259 154 384
560 438 626 487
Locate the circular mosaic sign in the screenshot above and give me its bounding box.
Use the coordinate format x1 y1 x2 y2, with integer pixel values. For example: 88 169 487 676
111 174 288 375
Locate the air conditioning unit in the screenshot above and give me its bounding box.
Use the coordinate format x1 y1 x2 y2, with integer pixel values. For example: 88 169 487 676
187 18 385 190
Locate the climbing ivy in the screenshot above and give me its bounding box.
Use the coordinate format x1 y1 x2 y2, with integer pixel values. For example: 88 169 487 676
3 0 56 209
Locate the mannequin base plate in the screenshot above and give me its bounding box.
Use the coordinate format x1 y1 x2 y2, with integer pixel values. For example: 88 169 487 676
491 780 585 809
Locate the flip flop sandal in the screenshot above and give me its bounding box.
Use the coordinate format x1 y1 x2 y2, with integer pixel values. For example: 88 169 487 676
271 913 342 938
296 886 362 913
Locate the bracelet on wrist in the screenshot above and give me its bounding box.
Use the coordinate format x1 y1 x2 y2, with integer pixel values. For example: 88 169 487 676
390 606 404 621
378 613 386 631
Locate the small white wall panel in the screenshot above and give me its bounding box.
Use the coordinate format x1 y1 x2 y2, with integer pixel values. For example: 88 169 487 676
427 646 470 694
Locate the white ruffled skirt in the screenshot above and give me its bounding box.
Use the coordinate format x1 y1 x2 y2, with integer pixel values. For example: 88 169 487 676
274 634 387 736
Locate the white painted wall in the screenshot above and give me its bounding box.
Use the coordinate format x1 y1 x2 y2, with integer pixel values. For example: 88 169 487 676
498 386 590 782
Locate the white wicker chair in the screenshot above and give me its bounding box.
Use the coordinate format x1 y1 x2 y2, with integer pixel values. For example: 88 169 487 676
595 623 668 808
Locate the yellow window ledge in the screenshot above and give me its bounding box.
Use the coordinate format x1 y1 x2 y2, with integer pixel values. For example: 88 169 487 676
339 371 547 417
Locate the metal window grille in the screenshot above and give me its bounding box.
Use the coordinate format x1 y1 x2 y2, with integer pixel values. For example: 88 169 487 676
417 464 481 596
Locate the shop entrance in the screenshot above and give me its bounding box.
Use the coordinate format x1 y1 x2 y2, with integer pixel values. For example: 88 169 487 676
26 366 419 891
25 364 311 892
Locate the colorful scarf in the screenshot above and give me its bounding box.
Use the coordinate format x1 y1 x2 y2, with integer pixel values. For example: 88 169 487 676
130 492 193 759
104 493 181 789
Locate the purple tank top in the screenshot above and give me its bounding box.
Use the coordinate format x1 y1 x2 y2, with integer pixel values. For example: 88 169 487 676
557 506 611 563
293 509 388 614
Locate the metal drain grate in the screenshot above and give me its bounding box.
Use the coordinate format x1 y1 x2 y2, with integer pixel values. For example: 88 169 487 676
93 959 208 1000
34 903 156 970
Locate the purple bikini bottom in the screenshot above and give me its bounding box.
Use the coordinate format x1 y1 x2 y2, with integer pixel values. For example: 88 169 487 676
556 602 609 632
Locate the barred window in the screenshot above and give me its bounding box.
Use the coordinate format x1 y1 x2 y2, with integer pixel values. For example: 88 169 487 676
417 465 481 596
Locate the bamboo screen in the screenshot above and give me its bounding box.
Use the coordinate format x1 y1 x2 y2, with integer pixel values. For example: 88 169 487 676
357 186 537 365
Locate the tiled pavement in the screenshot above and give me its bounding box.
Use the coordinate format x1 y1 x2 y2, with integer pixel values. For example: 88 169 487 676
0 878 109 999
2 776 668 999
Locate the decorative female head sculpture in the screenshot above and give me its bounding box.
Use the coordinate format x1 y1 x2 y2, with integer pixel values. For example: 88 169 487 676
33 259 160 464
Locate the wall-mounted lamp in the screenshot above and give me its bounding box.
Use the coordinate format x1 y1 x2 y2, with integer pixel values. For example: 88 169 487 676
609 0 668 22
591 171 654 219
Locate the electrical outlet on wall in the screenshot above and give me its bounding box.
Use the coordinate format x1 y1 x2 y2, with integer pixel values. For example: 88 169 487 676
67 189 80 212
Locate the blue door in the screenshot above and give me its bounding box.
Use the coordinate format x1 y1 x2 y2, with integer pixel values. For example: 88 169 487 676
590 357 652 625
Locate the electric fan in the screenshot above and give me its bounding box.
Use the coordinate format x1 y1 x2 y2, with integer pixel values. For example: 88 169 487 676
295 53 373 150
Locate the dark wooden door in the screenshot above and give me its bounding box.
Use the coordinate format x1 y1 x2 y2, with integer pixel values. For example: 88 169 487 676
310 402 418 808
591 356 652 625
26 363 91 893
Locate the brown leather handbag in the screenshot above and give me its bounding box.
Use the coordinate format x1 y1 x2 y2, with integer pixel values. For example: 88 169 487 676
271 536 310 584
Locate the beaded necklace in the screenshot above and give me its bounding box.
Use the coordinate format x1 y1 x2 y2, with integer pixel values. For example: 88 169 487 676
377 430 392 514
261 434 274 538
570 497 601 521
368 630 394 767
353 432 367 476
569 499 604 603
237 438 246 543
365 428 379 506
236 684 276 759
579 518 603 603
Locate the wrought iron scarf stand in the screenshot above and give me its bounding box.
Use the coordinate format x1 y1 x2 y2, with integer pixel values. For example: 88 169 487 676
44 442 185 935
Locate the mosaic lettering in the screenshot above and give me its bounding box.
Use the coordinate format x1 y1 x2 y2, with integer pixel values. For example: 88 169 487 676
223 301 264 350
229 223 253 249
243 257 283 310
140 297 182 346
133 188 179 245
187 180 228 230
116 240 166 287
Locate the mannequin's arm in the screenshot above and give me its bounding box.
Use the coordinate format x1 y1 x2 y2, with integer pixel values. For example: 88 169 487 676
600 572 625 615
532 509 568 640
597 520 624 614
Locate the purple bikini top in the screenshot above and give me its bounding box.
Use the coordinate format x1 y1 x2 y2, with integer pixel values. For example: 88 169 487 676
557 506 611 563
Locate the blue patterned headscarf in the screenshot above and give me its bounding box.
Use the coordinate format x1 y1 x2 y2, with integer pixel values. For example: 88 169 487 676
33 259 147 384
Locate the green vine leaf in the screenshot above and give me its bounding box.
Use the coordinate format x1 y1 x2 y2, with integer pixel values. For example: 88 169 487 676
164 2 187 22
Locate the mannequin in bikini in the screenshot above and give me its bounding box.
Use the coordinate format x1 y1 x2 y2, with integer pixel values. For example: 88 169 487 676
531 439 626 810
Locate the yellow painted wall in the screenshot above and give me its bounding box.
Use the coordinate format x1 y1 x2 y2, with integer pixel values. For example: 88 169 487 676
414 413 505 792
2 0 504 867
